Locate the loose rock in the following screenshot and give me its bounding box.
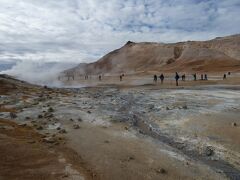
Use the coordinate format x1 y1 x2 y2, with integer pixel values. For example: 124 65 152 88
59 129 67 134
73 124 80 129
156 168 167 174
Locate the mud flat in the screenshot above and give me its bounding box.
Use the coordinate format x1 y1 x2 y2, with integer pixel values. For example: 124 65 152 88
0 74 240 179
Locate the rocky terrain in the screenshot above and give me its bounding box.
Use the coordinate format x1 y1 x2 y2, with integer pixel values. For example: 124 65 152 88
65 34 240 76
1 74 240 179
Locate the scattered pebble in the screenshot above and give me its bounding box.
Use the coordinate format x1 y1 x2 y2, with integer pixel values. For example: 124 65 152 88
48 107 54 112
36 126 43 130
127 156 135 161
204 146 214 157
156 168 167 174
38 114 43 119
73 124 80 129
42 137 55 143
59 129 67 134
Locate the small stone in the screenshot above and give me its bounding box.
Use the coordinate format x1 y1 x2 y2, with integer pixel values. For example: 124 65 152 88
182 105 188 109
232 122 237 127
36 126 43 130
149 104 154 110
57 127 61 130
42 137 55 143
104 140 110 143
127 156 135 161
48 107 54 112
156 168 167 174
78 118 83 122
139 130 144 134
62 174 69 178
124 126 129 130
44 113 54 118
38 114 43 119
25 117 30 120
87 110 91 114
166 107 170 110
59 129 67 134
19 123 27 127
27 140 36 144
73 124 80 129
69 118 74 121
204 146 214 156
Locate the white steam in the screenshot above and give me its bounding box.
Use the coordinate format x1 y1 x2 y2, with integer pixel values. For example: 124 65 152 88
0 60 77 87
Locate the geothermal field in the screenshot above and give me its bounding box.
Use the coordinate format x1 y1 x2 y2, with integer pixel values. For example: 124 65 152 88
0 72 240 180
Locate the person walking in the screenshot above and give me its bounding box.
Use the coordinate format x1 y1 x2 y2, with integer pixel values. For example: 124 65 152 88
153 75 157 83
159 74 164 84
182 74 186 81
175 72 180 86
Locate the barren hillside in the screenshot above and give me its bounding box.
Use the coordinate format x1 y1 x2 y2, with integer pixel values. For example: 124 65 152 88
66 34 240 75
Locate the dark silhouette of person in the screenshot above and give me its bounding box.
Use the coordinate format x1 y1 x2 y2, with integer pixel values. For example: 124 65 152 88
193 73 197 81
223 74 227 80
228 72 231 75
201 74 203 80
153 75 157 83
204 74 208 80
120 75 122 81
159 74 164 84
99 75 102 81
182 74 186 81
175 72 180 86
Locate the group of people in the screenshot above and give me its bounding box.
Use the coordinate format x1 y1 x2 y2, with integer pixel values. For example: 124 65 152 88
97 74 125 81
153 74 165 84
199 74 208 81
153 72 231 86
153 72 185 86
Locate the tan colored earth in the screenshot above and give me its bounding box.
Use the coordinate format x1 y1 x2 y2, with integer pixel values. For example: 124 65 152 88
0 73 240 180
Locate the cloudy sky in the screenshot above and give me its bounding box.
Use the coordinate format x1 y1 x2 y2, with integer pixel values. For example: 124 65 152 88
0 0 240 64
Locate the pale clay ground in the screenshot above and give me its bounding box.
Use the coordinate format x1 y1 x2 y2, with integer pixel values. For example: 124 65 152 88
0 73 240 180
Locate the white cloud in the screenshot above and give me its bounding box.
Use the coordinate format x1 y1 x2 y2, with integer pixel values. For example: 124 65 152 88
0 0 239 64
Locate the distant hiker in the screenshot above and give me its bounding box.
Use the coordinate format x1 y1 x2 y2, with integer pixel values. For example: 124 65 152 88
99 75 102 81
201 74 204 80
193 73 197 81
204 74 208 80
159 74 164 84
175 72 180 86
182 74 186 81
153 75 157 83
223 74 227 80
228 72 231 75
120 75 122 81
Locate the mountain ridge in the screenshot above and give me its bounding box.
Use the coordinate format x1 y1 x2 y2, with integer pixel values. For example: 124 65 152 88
65 34 240 75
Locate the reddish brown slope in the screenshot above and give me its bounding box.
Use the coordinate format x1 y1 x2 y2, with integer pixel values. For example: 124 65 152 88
66 34 240 75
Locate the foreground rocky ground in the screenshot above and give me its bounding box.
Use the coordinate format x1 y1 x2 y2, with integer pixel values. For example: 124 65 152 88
0 74 240 180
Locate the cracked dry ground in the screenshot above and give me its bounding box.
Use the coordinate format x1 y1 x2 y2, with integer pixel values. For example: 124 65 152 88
0 77 240 180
